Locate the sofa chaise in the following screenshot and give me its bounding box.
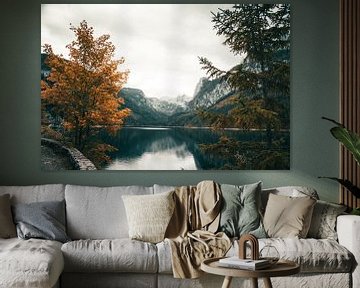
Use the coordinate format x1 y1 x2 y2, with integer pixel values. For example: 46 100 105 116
0 183 359 288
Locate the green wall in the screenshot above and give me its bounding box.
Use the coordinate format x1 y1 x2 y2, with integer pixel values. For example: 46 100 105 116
0 0 340 202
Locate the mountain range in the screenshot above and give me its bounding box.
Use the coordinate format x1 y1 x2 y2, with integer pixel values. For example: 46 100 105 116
119 77 234 127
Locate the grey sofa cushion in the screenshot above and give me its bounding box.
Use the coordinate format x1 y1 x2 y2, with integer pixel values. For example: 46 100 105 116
12 200 70 243
0 238 64 288
62 239 158 273
0 184 65 204
153 184 176 194
65 185 153 239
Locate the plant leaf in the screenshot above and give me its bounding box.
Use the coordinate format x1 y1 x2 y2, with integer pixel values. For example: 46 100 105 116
318 177 360 199
330 126 360 165
322 117 360 165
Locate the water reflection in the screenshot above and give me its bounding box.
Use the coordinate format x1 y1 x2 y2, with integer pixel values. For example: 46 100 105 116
100 127 289 170
105 144 196 170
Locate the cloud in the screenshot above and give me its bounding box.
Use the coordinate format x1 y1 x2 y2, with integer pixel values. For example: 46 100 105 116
41 4 242 99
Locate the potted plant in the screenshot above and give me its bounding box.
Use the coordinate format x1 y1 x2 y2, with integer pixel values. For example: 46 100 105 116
320 117 360 215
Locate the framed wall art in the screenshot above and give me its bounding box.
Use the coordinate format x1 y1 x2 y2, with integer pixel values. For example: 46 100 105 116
41 4 290 170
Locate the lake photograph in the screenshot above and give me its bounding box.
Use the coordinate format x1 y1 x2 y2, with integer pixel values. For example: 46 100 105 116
40 4 290 170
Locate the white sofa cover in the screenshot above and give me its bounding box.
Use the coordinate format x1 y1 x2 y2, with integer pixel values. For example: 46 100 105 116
0 238 63 288
0 183 359 288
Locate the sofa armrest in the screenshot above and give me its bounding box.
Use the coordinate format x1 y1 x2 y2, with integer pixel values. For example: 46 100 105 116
337 215 360 288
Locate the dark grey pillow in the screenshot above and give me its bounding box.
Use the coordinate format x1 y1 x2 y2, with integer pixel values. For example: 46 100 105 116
218 182 266 238
12 200 70 243
0 194 17 238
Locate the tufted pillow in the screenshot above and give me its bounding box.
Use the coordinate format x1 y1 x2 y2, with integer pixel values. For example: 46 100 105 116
0 194 16 238
122 191 175 243
263 193 316 238
307 200 347 240
218 182 266 238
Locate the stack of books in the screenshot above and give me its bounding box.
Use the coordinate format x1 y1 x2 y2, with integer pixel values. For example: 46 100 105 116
218 257 271 270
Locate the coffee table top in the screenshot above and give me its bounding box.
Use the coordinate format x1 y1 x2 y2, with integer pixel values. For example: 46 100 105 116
201 257 300 278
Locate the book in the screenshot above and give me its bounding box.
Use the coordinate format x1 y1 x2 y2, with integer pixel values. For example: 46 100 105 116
218 257 271 270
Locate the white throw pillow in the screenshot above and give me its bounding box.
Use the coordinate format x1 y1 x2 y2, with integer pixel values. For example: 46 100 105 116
122 191 175 243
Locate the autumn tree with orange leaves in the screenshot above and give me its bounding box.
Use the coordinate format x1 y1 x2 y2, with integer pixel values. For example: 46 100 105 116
41 20 130 155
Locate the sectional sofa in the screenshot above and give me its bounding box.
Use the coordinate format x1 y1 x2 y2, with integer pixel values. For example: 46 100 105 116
0 183 359 288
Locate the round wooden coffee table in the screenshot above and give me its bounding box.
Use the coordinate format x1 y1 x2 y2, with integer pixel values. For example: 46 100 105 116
201 257 300 288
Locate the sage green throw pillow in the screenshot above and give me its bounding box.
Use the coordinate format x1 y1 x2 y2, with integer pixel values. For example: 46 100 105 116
218 182 266 238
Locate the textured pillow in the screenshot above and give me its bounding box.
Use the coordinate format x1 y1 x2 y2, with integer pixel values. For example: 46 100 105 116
0 194 16 238
218 182 266 238
263 193 316 238
307 200 347 240
122 191 175 243
12 200 70 243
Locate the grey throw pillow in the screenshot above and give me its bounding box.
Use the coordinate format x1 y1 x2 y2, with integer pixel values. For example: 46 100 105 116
218 182 266 238
0 194 16 238
12 200 70 243
307 200 347 240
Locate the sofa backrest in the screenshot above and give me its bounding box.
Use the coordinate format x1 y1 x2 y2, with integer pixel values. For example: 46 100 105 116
0 184 65 204
153 184 176 194
0 184 320 240
65 184 153 240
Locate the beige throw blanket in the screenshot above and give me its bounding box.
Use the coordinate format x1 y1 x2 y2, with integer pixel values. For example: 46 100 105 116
165 181 231 279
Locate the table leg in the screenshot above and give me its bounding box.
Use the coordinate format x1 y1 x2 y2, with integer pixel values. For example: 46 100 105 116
251 278 258 288
221 276 233 288
263 277 273 288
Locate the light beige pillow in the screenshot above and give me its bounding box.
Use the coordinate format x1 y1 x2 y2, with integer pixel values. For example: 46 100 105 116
263 193 316 238
0 194 17 238
122 191 175 243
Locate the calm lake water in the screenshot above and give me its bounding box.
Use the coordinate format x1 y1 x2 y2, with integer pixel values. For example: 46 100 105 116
100 127 290 170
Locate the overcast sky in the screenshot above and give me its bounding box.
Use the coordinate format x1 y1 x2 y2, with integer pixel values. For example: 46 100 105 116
41 4 242 99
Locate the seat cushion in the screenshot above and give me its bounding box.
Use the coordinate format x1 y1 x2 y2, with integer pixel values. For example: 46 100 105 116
62 239 158 273
157 238 354 274
228 238 354 273
0 238 64 288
